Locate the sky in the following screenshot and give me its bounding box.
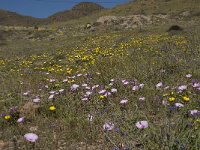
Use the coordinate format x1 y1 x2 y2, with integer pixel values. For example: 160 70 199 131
0 0 130 18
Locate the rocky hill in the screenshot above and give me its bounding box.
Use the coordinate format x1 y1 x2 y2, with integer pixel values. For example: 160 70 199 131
48 2 104 22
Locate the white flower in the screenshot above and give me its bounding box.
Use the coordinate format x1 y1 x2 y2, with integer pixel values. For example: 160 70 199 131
162 100 168 105
33 98 40 103
121 80 126 83
139 83 144 88
82 97 88 101
164 86 170 90
63 79 68 82
139 96 145 101
59 89 64 93
82 84 88 87
110 79 115 82
120 99 128 104
96 72 101 75
49 79 55 83
87 114 94 121
68 76 75 79
111 88 117 93
48 94 54 100
85 86 91 90
23 91 30 96
109 82 114 86
49 90 55 94
186 74 192 78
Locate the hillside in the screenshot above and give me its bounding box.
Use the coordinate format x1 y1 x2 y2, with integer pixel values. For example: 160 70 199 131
0 9 44 26
0 0 199 27
104 0 200 16
48 2 104 22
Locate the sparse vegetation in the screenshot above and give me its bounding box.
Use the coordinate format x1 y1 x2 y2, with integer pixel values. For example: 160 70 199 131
0 0 200 149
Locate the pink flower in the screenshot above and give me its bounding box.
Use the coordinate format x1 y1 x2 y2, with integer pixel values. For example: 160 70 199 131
99 90 106 94
77 73 82 77
70 84 79 91
104 92 111 97
85 91 92 97
24 133 38 142
193 83 200 88
136 121 148 129
156 82 163 89
103 122 114 131
175 103 184 108
132 86 139 91
92 85 99 90
178 85 187 91
123 81 129 85
17 117 25 123
189 110 199 115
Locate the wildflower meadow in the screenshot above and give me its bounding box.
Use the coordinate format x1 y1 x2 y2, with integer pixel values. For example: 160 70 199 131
0 31 200 149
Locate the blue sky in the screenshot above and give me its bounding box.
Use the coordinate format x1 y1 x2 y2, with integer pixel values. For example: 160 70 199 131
0 0 130 18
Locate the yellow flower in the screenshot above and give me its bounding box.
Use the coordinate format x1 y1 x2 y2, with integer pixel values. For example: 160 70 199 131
183 96 190 102
4 115 11 120
196 119 200 124
49 106 56 111
169 97 175 102
163 93 169 97
100 95 105 99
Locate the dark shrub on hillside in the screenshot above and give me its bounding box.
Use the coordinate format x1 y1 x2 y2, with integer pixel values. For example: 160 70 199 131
167 25 183 32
